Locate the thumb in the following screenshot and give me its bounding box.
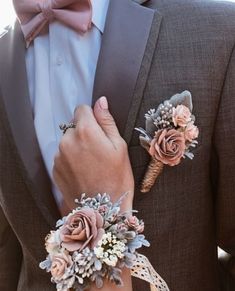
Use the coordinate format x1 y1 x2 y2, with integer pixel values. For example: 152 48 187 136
94 96 120 140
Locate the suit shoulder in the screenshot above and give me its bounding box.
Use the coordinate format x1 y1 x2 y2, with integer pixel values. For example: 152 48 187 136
147 0 235 46
0 25 11 40
150 0 235 13
0 21 21 60
149 0 235 29
0 23 15 49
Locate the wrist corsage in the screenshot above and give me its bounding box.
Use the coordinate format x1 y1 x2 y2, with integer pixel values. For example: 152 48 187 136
40 193 169 291
135 90 199 193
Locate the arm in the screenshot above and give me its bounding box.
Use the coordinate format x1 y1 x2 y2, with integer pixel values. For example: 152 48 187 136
53 97 134 290
0 204 22 290
212 44 235 289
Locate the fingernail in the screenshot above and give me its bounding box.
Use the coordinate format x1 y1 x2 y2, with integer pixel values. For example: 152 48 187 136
99 96 108 110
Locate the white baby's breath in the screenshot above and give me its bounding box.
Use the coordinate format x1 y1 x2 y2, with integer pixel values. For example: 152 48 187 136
94 232 126 267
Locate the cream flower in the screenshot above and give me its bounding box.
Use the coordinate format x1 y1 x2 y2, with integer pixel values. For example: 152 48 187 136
45 230 61 254
94 232 126 267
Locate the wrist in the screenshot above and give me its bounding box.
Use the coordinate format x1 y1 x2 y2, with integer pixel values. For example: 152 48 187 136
90 269 132 291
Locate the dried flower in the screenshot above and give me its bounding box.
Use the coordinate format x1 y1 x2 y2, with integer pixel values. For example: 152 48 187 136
45 230 61 254
50 251 73 281
153 102 173 129
172 104 191 127
184 121 199 142
98 204 108 215
94 232 126 267
60 208 105 252
73 247 101 281
125 216 144 233
149 129 186 166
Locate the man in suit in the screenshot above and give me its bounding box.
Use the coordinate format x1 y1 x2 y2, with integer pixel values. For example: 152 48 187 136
0 0 235 290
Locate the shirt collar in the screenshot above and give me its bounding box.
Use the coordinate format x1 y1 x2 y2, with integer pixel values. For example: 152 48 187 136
91 0 110 34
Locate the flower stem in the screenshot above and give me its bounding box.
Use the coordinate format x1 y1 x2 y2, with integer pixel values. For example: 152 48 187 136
140 158 164 193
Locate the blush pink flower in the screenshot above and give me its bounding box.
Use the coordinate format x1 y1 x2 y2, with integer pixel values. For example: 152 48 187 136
184 121 199 142
98 205 108 215
149 129 186 166
50 252 72 281
60 208 104 252
125 216 144 233
172 105 191 127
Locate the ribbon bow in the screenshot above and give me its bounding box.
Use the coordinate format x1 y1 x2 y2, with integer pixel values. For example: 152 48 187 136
13 0 92 47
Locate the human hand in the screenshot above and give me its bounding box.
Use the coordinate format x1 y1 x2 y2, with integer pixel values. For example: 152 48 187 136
53 97 134 211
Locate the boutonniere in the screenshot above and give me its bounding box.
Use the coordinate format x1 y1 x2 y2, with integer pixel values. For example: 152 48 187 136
135 91 199 193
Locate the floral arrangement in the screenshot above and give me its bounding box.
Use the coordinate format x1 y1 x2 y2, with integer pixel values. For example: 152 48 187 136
136 91 199 193
40 194 169 291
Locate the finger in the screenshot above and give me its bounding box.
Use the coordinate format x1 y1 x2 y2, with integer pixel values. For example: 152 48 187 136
59 126 74 152
73 104 105 137
93 97 120 141
73 105 96 125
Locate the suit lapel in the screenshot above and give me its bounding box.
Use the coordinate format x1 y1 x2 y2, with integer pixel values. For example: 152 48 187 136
92 0 162 144
0 22 60 227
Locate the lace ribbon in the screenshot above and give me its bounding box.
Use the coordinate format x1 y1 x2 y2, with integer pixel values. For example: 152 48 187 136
131 253 170 291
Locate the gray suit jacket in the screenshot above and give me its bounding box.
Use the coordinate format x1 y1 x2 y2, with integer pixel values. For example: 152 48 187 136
0 0 235 290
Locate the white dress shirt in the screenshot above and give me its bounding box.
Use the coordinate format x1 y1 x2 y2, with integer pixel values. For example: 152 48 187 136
25 0 110 208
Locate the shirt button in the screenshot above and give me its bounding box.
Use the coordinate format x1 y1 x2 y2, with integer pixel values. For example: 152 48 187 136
56 56 63 66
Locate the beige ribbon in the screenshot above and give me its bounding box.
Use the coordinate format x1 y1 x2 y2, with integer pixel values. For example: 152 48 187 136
131 253 170 291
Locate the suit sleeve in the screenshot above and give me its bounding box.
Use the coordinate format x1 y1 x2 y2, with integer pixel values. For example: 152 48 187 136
0 204 22 290
213 44 235 290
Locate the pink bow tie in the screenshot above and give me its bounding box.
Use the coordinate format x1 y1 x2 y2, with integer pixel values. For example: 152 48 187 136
13 0 92 48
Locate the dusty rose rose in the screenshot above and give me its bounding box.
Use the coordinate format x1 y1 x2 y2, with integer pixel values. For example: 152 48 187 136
149 129 186 166
98 205 108 215
60 208 104 252
50 252 72 280
184 121 199 142
172 105 191 127
125 216 144 233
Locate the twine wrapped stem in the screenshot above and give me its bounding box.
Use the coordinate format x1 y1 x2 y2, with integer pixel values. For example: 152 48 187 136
140 158 164 193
